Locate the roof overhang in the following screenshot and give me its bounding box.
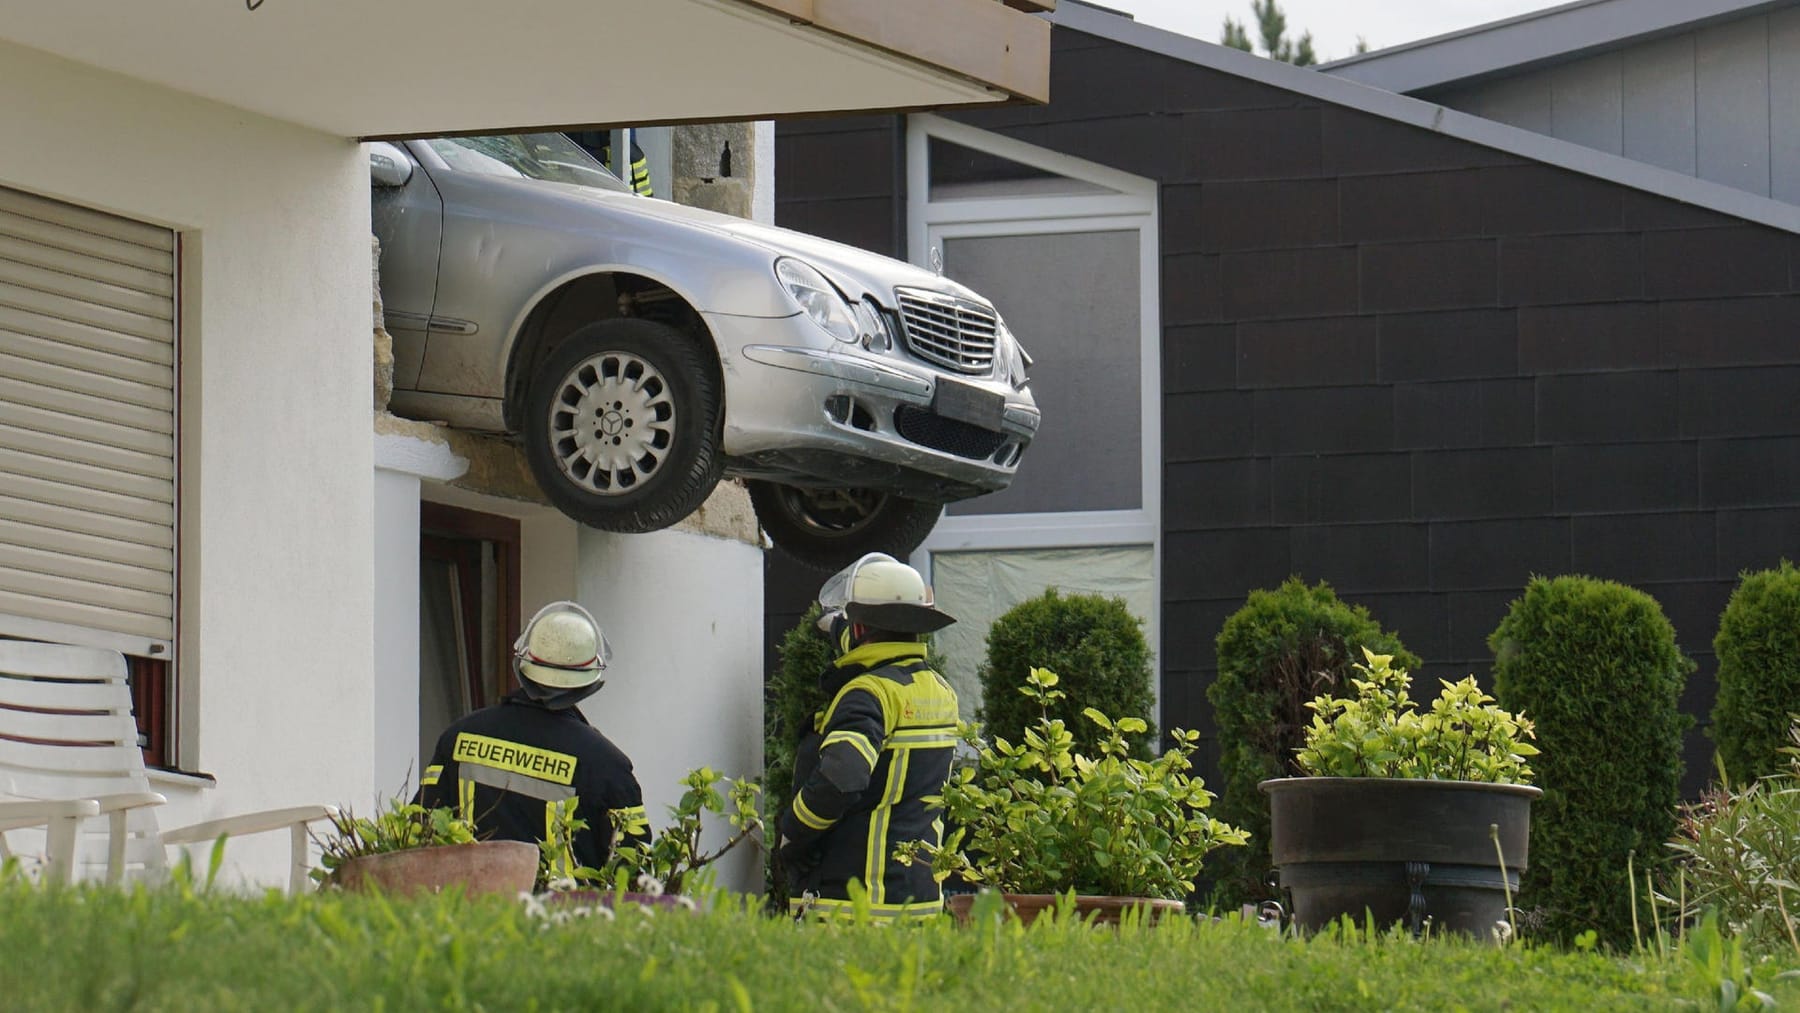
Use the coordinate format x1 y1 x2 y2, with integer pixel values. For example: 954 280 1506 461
0 0 1051 139
1319 0 1796 94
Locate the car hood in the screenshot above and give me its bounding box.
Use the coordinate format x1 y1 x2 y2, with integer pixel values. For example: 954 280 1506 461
530 181 988 308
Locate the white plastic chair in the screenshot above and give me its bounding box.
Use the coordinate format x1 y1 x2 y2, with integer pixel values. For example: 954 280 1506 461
0 640 336 892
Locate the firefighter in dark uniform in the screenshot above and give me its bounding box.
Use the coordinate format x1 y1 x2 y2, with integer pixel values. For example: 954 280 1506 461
420 601 649 877
778 553 960 921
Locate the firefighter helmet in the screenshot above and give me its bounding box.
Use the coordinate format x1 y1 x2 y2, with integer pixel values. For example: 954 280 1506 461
513 600 611 707
816 553 955 635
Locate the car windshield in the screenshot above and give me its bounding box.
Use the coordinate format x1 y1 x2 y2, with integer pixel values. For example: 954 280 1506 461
424 133 631 193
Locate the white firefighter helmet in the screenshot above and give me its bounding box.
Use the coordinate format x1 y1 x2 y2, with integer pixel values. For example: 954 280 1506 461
816 552 955 634
513 601 611 705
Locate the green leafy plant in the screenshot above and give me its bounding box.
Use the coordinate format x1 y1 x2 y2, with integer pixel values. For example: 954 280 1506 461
1489 574 1694 949
896 667 1246 900
311 797 477 884
1209 577 1418 906
1712 561 1800 783
978 589 1156 759
1295 647 1538 783
597 767 762 897
1665 719 1800 958
764 604 837 907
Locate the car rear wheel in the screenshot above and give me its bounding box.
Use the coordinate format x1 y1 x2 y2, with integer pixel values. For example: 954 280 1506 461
748 480 942 572
523 318 723 533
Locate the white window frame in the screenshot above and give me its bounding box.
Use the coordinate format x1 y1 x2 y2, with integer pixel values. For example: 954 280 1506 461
904 114 1163 714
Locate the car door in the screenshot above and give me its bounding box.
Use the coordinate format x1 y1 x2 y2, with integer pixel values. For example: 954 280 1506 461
371 142 444 393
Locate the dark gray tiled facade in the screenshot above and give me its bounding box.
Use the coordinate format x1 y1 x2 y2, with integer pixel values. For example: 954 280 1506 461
770 28 1800 791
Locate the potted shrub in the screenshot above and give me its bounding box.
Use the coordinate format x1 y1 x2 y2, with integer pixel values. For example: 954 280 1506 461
541 766 762 909
314 798 539 898
896 667 1247 926
1260 648 1541 938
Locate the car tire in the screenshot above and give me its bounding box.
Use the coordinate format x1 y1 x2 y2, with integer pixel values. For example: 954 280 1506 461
748 481 943 572
522 318 723 534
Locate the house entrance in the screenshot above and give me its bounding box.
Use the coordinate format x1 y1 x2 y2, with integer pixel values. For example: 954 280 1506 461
417 502 520 769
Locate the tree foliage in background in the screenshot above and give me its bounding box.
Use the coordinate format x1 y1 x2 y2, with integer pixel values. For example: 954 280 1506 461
1207 577 1417 908
1711 560 1800 784
1489 575 1693 949
1221 0 1318 67
977 588 1157 760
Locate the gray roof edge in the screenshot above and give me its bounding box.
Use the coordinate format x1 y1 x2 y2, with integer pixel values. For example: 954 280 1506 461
1316 0 1795 94
1050 2 1800 236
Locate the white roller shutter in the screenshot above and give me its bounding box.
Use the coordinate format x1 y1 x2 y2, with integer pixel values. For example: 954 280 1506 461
0 186 176 653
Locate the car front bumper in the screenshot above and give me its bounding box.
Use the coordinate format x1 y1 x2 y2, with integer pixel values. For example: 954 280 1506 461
709 313 1039 503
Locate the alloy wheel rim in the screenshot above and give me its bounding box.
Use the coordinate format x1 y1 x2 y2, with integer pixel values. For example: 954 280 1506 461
548 351 675 495
779 486 884 536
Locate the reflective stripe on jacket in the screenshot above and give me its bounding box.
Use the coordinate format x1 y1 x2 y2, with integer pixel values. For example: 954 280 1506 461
419 691 649 873
779 640 959 919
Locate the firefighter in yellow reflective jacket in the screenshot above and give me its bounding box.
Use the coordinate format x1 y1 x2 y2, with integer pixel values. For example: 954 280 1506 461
778 553 960 920
419 601 649 877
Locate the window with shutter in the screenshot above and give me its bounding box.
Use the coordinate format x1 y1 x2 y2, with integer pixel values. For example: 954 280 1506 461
0 185 178 763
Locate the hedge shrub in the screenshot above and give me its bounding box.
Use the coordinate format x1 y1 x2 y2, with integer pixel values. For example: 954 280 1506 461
977 589 1156 758
764 605 836 908
1208 577 1417 909
1712 561 1800 783
1489 575 1693 948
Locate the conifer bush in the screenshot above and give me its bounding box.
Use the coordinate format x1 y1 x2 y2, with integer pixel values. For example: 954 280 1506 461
1711 561 1800 783
764 605 835 908
1488 575 1694 948
1207 577 1417 908
976 588 1156 758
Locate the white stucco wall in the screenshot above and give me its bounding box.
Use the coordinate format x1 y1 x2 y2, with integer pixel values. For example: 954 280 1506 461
0 41 374 885
575 527 765 893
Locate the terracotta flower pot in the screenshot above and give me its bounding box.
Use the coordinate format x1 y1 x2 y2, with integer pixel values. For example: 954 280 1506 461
945 891 1185 927
330 840 540 898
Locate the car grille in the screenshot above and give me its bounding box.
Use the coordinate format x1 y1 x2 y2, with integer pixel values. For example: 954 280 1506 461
895 288 998 376
894 405 1008 460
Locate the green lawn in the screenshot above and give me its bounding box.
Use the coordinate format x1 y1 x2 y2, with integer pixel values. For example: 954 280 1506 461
1 883 1794 1011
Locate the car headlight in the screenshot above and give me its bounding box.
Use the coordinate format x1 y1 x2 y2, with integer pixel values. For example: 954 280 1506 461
853 299 893 352
776 258 857 343
998 320 1032 390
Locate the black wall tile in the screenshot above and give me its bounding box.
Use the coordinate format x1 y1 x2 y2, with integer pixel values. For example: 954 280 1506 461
1344 591 1452 663
1338 169 1485 243
1412 447 1555 520
774 198 897 257
1237 316 1378 387
1553 442 1699 514
1320 106 1523 175
777 129 898 200
1657 296 1800 367
1049 44 1190 121
1164 253 1224 324
1393 378 1535 449
1517 302 1658 372
1679 366 1800 438
1645 226 1793 299
1430 518 1572 590
1716 508 1800 577
1361 239 1499 312
1572 511 1717 584
1161 598 1245 665
1220 246 1359 320
1377 309 1518 382
1701 437 1800 508
1619 191 1736 230
1164 323 1237 392
1165 528 1292 600
1478 165 1627 235
1500 233 1643 305
1181 179 1340 253
1536 371 1679 443
1252 386 1393 453
1045 115 1184 180
1270 452 1413 524
1290 523 1430 592
1163 62 1307 113
1447 590 1518 663
1165 390 1254 461
1637 580 1734 661
1184 107 1323 181
1165 458 1271 529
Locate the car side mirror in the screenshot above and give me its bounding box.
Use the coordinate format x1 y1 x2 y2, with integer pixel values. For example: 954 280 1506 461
368 141 413 188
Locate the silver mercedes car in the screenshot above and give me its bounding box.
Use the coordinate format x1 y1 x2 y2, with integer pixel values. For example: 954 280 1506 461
370 133 1037 569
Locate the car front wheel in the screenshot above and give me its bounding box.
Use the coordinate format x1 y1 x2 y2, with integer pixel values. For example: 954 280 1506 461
523 318 723 533
748 481 942 572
